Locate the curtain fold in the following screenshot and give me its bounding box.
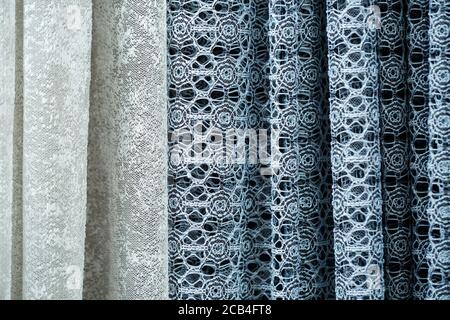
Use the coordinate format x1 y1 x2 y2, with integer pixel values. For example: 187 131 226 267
0 0 16 300
377 0 410 300
408 0 430 300
0 0 168 300
326 0 385 299
167 0 334 300
167 0 255 299
428 0 450 299
166 0 450 300
21 0 92 299
85 0 168 300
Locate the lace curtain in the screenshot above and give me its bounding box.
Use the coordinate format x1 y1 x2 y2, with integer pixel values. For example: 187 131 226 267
167 0 450 300
0 0 449 300
0 0 168 300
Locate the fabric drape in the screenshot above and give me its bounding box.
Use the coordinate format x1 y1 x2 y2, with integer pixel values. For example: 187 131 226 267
0 0 449 301
428 0 450 300
0 0 93 299
167 0 334 300
0 0 168 300
21 0 92 300
167 0 450 300
0 0 16 300
85 0 169 300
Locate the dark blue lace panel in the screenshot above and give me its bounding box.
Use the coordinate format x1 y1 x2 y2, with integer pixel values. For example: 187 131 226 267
268 0 333 300
168 0 253 299
326 0 385 299
407 0 430 300
167 0 450 300
244 0 272 300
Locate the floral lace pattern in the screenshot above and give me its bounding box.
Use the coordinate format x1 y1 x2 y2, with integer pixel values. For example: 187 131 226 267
167 0 450 300
407 0 430 299
326 0 384 300
377 0 411 300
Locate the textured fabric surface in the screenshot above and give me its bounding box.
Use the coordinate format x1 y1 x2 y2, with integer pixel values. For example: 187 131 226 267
377 0 411 300
428 0 450 300
1 0 95 299
1 0 450 301
407 0 431 300
0 0 16 300
326 0 384 299
167 0 334 300
167 0 450 300
0 0 168 300
84 0 169 300
21 0 92 299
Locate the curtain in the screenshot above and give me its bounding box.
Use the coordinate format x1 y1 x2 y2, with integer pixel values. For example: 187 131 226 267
167 0 334 300
85 0 168 300
167 0 450 300
0 0 449 301
0 0 168 300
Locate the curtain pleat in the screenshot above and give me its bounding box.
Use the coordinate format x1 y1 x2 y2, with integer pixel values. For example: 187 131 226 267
166 0 449 300
11 0 24 300
268 0 333 300
21 0 92 299
0 0 15 300
84 0 168 300
166 0 333 300
167 0 253 299
326 0 385 300
1 0 168 301
0 0 449 301
378 0 411 300
407 0 430 300
428 0 450 299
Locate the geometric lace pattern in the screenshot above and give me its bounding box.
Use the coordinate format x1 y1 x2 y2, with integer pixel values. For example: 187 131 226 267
1 0 450 301
168 0 450 300
168 0 333 300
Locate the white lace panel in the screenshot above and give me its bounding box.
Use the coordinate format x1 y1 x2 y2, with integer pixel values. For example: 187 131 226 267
21 0 92 299
377 0 411 300
84 0 169 300
0 0 15 300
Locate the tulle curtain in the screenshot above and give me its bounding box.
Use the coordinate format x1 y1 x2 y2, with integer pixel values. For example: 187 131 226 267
0 0 168 300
